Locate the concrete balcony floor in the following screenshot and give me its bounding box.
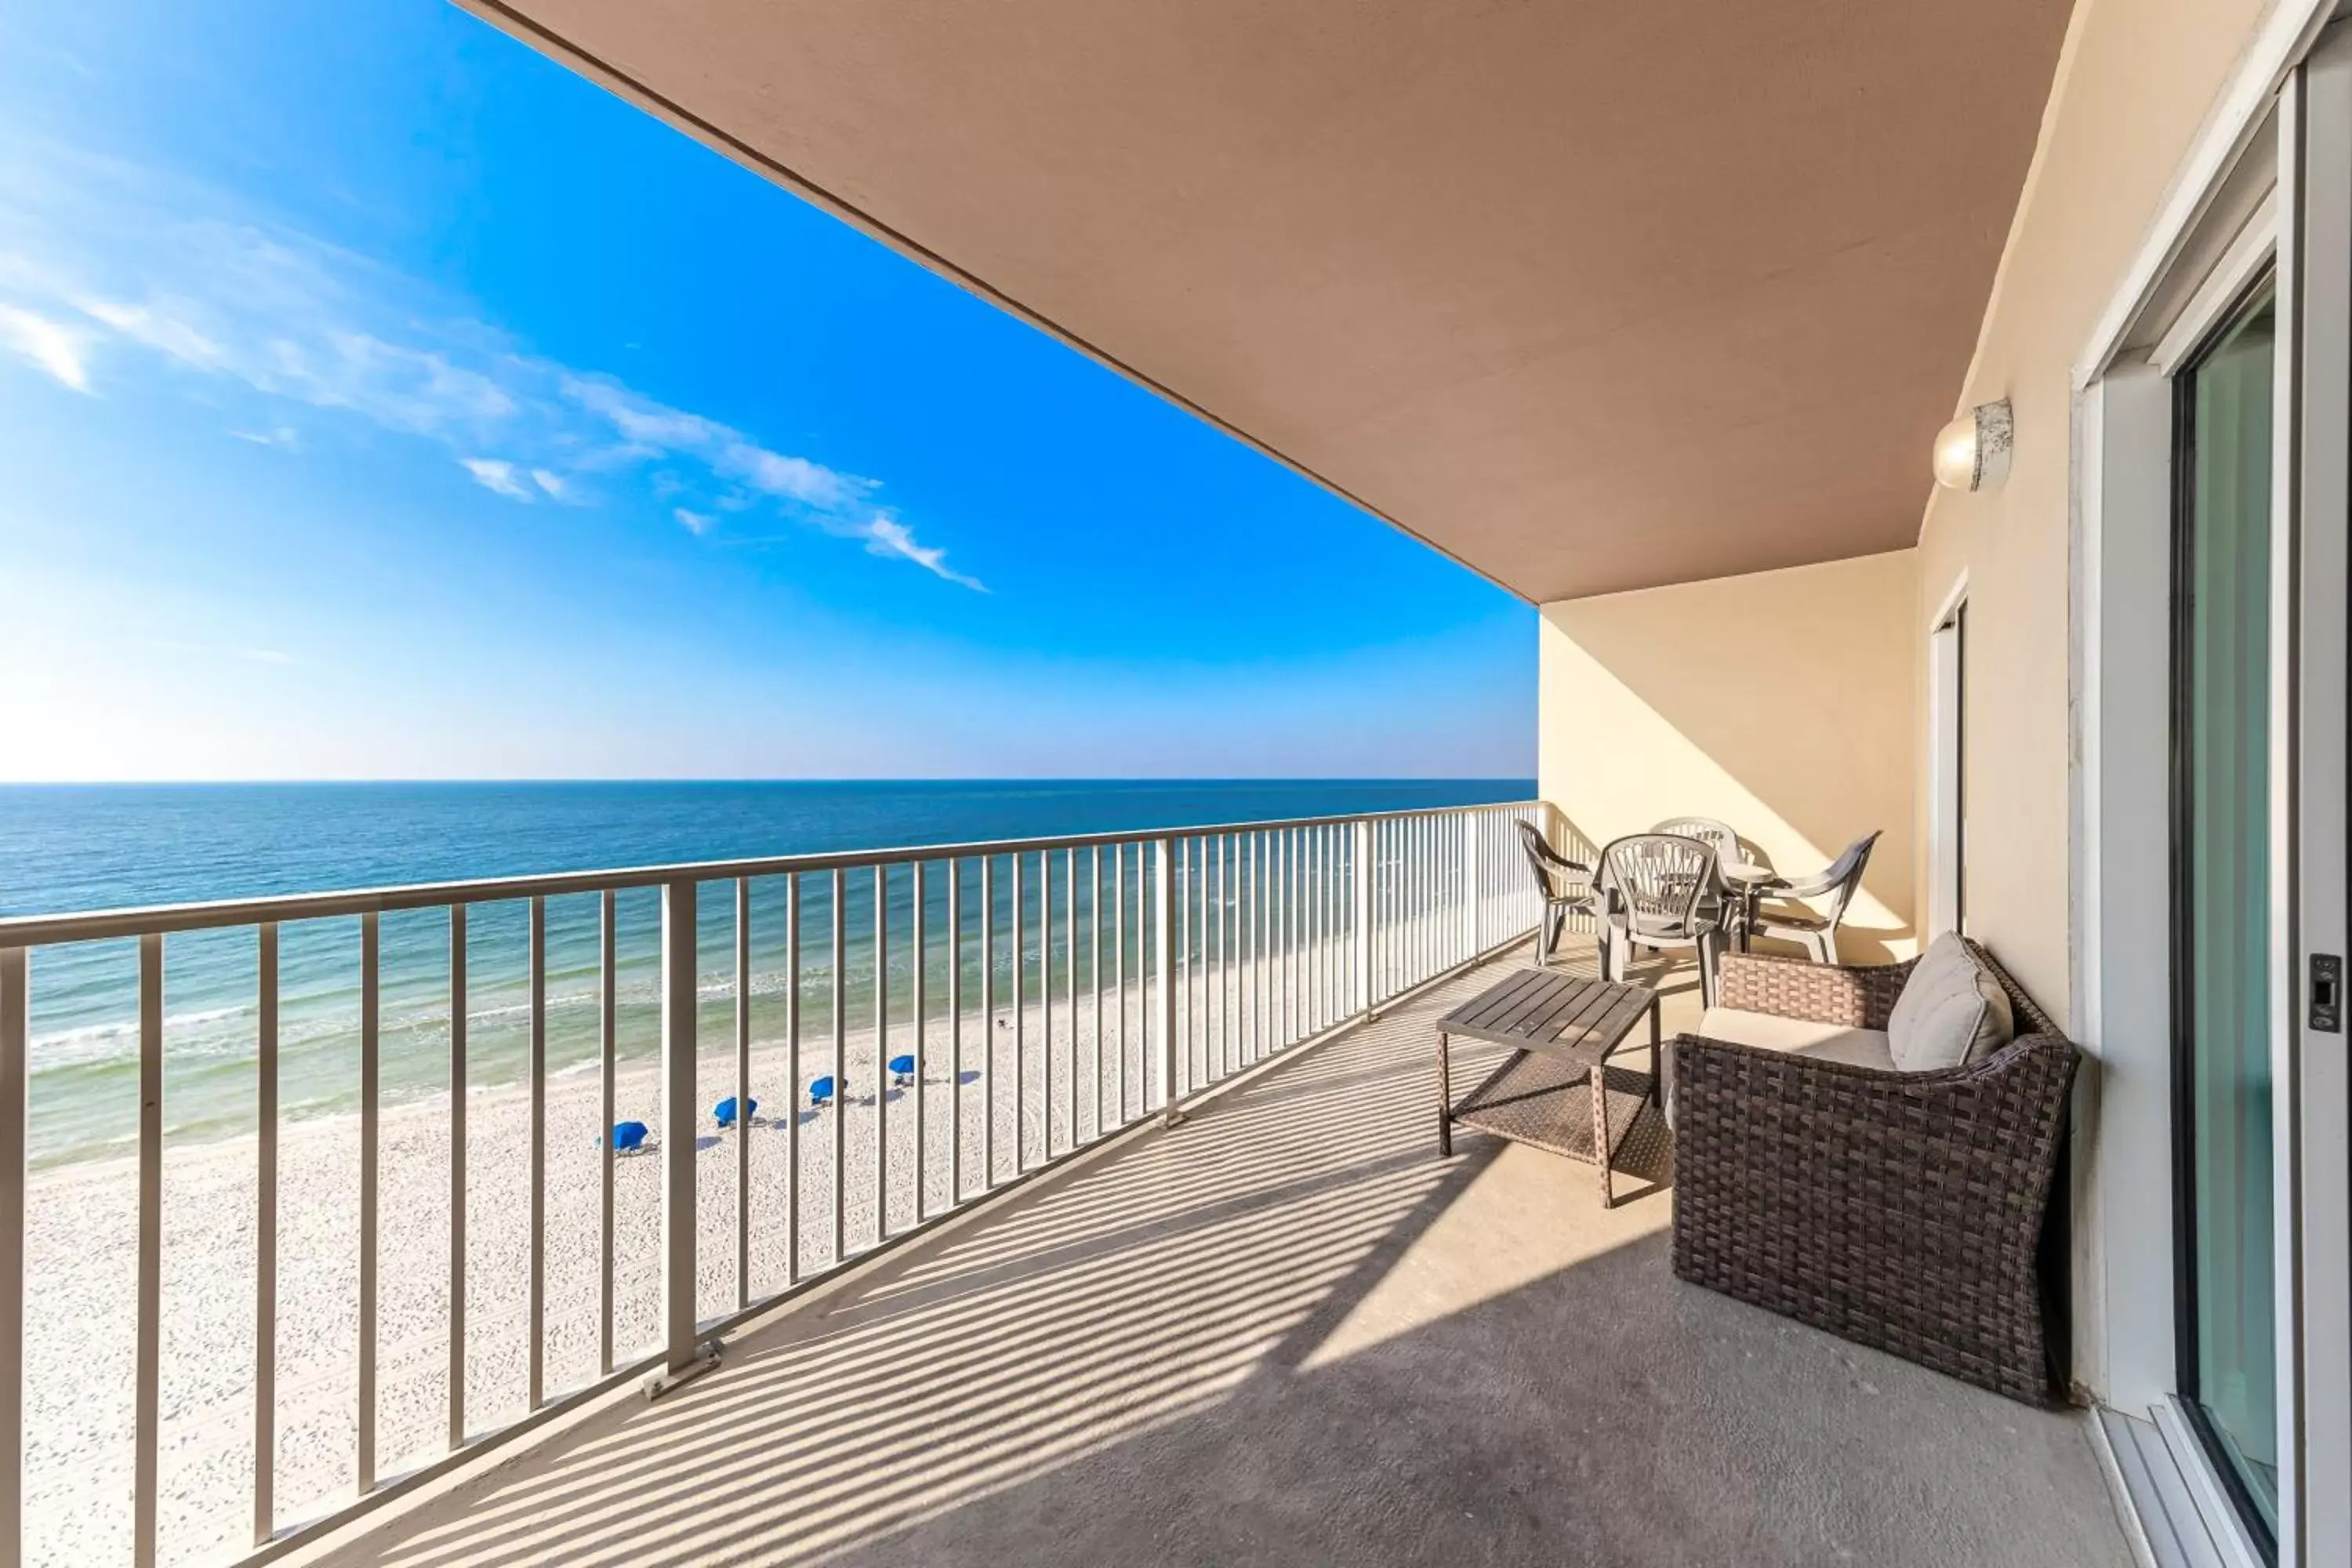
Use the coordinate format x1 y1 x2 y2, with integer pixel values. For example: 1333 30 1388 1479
318 939 2135 1568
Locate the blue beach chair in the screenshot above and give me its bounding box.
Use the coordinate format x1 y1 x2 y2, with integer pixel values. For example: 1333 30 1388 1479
887 1054 916 1088
713 1095 757 1129
609 1120 648 1153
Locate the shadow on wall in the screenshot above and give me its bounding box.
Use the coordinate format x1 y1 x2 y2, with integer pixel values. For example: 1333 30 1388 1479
1538 550 1920 964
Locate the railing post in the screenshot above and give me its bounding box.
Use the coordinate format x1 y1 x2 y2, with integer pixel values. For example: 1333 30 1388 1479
1352 819 1373 1015
647 877 718 1397
0 947 23 1562
1153 837 1180 1126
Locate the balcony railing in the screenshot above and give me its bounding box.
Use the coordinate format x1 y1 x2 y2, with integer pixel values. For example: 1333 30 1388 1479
0 798 1573 1567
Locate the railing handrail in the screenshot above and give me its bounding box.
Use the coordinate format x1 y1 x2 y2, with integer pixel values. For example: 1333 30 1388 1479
0 798 1546 948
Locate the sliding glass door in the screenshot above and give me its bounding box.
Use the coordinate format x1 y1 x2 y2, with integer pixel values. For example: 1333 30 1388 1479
2172 281 2280 1545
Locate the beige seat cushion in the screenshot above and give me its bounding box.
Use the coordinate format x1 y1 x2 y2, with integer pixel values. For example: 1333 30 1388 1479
1886 932 2015 1071
1695 1006 1895 1071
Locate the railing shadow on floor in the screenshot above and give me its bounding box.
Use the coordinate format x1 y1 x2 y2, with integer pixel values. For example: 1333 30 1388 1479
318 939 2130 1568
340 966 1563 1568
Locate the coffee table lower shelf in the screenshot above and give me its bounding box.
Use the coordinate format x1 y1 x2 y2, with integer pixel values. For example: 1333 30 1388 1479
1446 1051 1656 1204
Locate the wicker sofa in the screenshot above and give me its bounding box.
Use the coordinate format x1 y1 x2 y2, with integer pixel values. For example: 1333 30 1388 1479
1667 942 2078 1405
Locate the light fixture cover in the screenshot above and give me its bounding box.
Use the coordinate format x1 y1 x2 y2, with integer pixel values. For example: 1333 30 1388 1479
1933 398 2014 492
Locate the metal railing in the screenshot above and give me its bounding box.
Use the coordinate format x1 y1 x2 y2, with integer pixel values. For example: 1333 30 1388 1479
0 798 1568 1567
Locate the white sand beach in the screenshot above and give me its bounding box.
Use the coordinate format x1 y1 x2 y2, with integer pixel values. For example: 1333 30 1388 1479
23 949 1369 1568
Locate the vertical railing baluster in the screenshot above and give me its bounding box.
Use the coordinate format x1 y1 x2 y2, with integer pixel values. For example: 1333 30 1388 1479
1207 837 1218 1073
1270 830 1283 1047
653 878 712 1393
1417 815 1430 981
733 880 751 1310
914 859 927 1224
1153 837 1178 1123
948 859 962 1206
596 893 615 1374
1238 833 1251 1065
1327 826 1338 1025
134 932 162 1568
873 863 887 1247
1175 838 1189 1097
1330 824 1342 1018
360 913 380 1479
1113 844 1127 1123
982 855 996 1188
1306 828 1319 1031
1193 837 1206 1085
0 946 24 1563
1203 835 1215 1080
1040 853 1053 1163
1219 834 1232 1077
1353 820 1372 1015
1308 822 1327 1029
253 924 278 1546
1064 848 1077 1150
785 876 801 1287
830 869 846 1266
1325 825 1337 1023
1305 827 1317 1030
1197 837 1210 1082
447 907 466 1450
528 897 546 1408
1298 827 1317 1034
1403 817 1414 983
1091 845 1103 1139
1465 811 1482 958
1286 828 1298 1043
1270 832 1289 1044
1257 832 1268 1058
1240 834 1253 1065
1012 852 1025 1174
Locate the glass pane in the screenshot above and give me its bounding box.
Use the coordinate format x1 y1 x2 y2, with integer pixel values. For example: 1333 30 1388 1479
2178 289 2278 1536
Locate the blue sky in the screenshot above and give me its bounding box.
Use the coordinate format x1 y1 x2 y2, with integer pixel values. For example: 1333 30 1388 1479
0 0 1533 781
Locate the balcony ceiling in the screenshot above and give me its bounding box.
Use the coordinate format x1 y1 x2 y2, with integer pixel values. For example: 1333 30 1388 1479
464 1 2071 601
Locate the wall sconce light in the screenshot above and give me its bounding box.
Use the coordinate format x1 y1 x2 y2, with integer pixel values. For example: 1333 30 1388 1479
1933 398 2014 492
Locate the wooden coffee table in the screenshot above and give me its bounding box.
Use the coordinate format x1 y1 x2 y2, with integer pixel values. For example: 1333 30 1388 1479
1436 967 1661 1207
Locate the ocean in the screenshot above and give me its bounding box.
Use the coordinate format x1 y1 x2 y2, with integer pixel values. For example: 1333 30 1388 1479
0 780 1530 1167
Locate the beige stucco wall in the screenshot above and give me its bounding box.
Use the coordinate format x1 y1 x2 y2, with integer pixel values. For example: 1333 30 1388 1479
1537 550 1919 962
1912 0 2274 1017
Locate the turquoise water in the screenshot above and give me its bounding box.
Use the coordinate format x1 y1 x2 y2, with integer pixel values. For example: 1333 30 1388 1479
0 782 1526 1166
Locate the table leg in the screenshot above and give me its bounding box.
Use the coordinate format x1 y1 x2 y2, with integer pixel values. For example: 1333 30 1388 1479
1651 993 1667 1134
1436 1030 1454 1157
1591 1054 1614 1208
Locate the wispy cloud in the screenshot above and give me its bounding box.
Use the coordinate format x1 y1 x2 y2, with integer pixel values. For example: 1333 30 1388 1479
460 456 533 499
862 514 988 591
0 135 987 590
0 303 93 391
557 372 983 589
229 424 298 448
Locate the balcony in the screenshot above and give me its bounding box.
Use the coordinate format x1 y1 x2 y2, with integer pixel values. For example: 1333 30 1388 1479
310 942 2128 1568
0 800 2133 1566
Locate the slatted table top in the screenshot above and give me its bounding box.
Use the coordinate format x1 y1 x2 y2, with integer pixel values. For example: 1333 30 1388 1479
1436 967 1657 1058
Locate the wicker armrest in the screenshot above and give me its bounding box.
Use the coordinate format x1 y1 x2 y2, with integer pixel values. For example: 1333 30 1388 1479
1714 950 1917 1029
1668 1027 2079 1404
